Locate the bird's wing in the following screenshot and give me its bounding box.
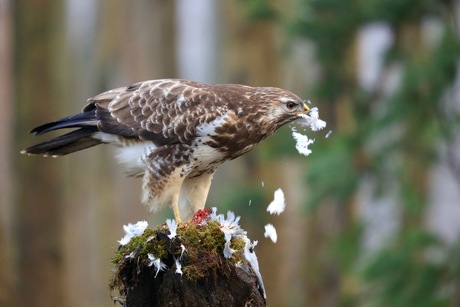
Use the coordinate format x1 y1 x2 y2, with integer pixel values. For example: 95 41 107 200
87 79 236 145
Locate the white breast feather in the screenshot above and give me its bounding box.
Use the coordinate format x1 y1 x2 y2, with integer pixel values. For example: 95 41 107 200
196 114 229 136
190 140 225 171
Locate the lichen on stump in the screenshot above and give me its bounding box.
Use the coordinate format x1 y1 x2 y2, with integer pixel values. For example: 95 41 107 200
110 209 266 307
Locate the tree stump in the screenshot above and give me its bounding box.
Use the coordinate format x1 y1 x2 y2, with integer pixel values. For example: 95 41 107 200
110 210 266 307
123 255 265 306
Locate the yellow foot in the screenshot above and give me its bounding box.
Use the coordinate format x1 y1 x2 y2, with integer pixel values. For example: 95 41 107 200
172 203 182 224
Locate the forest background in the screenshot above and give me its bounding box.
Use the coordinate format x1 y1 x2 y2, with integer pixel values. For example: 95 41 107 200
1 0 460 306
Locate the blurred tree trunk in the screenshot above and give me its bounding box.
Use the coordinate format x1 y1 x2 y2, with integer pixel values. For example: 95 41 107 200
218 2 313 306
395 22 426 230
218 2 280 86
60 1 178 306
13 0 66 306
0 0 14 305
0 225 13 306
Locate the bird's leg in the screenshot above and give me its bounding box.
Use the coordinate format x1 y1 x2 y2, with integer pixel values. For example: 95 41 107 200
172 203 183 224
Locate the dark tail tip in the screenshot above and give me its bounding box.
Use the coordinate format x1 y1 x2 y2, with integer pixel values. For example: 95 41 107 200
22 128 101 157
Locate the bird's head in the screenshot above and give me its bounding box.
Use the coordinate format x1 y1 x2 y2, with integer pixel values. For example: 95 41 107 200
255 87 310 128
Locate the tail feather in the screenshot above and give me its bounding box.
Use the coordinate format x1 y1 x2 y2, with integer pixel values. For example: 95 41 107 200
31 110 98 136
22 107 102 157
21 128 101 157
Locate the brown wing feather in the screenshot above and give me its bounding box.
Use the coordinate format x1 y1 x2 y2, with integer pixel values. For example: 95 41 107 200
87 79 252 145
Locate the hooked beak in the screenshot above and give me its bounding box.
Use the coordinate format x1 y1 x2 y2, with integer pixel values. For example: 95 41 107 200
302 102 310 113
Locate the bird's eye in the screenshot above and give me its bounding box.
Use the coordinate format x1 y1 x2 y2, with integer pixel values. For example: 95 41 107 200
285 101 297 110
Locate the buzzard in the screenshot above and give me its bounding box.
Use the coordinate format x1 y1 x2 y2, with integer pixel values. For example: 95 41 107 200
22 79 310 223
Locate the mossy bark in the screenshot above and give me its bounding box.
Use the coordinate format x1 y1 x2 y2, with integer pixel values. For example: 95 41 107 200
111 219 266 307
123 259 265 307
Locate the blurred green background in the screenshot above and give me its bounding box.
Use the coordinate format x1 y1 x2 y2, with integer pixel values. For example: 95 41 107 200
1 0 460 306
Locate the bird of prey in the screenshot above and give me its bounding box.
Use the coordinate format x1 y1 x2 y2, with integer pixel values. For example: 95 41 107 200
22 79 310 223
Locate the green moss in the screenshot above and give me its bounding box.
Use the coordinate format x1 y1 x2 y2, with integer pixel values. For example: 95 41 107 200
110 219 249 298
111 228 168 266
179 221 226 253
